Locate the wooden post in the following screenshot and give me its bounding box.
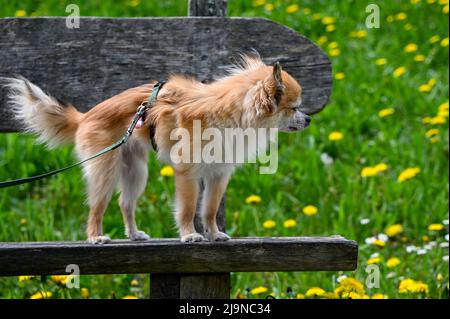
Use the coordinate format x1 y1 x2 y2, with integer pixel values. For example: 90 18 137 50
151 0 230 299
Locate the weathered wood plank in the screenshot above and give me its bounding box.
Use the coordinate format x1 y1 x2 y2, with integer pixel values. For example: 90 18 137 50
150 274 181 299
0 17 332 131
189 0 227 16
180 273 230 299
0 237 358 276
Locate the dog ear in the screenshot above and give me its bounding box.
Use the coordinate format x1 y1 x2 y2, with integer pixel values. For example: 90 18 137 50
273 62 283 105
255 62 284 115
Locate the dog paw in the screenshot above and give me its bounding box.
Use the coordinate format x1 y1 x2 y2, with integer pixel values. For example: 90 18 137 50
128 230 150 241
181 232 206 243
206 231 231 242
88 235 111 244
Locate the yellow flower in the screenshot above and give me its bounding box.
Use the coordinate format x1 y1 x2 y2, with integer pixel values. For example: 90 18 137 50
321 16 336 25
51 275 70 285
326 24 336 32
371 240 386 248
81 288 89 299
422 235 430 242
404 23 413 31
430 35 441 43
404 43 418 53
122 295 138 299
361 167 378 177
419 84 433 92
411 0 420 4
305 287 326 298
385 224 403 237
397 167 420 182
296 293 305 299
263 219 276 229
252 0 266 6
399 279 429 294
426 128 439 138
20 218 28 225
317 36 328 45
386 257 401 268
285 4 299 13
303 8 311 14
444 4 449 13
329 48 341 57
374 163 388 172
131 279 139 286
283 219 297 228
264 3 274 11
328 41 338 49
441 37 449 47
328 131 343 141
395 12 407 20
375 58 387 65
335 72 345 80
15 10 27 17
303 205 318 216
439 101 449 112
430 116 446 124
414 54 426 62
368 257 381 264
18 275 34 282
250 286 268 295
378 108 395 118
422 116 432 124
430 137 439 143
30 291 53 299
428 223 445 231
160 165 174 177
372 293 388 299
245 195 261 204
393 66 407 77
386 15 394 23
339 278 365 293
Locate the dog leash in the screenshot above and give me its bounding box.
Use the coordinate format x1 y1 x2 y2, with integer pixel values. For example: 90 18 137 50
0 81 165 189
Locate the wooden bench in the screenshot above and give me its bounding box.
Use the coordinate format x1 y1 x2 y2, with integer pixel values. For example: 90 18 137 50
0 0 358 299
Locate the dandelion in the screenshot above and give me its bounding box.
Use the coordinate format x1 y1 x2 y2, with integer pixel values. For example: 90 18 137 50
372 293 388 299
245 195 261 204
303 205 318 216
122 295 138 299
426 128 439 138
397 167 420 182
378 108 395 118
328 131 343 141
430 116 446 124
15 10 27 17
51 275 70 285
386 15 394 23
328 41 338 49
296 293 305 299
322 16 336 25
250 286 268 295
441 37 449 47
399 279 429 294
404 43 418 53
283 219 297 228
414 54 426 62
375 58 387 65
374 163 388 172
335 72 345 80
386 257 401 268
439 101 449 112
429 35 441 43
422 116 432 124
360 167 378 177
81 288 89 299
372 240 386 248
368 257 381 264
395 12 407 20
252 0 266 6
30 291 53 299
393 66 407 77
18 275 34 282
338 278 365 293
428 223 445 231
160 165 174 177
263 220 276 229
317 36 328 45
264 3 274 11
326 24 336 32
419 83 433 92
444 4 449 13
20 218 28 225
385 224 403 237
285 4 299 13
329 48 341 57
131 279 139 286
305 287 326 298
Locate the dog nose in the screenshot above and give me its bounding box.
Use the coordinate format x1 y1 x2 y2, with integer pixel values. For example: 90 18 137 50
305 115 312 124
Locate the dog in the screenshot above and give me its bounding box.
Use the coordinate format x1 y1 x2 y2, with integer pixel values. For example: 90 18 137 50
4 54 311 244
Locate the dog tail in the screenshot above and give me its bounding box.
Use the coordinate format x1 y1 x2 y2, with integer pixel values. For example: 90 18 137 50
2 76 82 148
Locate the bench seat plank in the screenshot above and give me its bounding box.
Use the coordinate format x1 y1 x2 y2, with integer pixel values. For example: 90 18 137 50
0 236 357 276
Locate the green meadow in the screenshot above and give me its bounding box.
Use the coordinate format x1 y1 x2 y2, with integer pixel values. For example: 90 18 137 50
0 0 448 299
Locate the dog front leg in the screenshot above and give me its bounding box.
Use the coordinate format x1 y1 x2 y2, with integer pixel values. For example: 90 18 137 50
202 174 231 241
174 172 205 242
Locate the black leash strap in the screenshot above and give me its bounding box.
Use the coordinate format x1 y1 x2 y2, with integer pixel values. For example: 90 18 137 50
0 81 165 189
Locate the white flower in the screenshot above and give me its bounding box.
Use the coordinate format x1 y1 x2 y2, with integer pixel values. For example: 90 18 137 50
378 233 389 242
424 244 434 250
387 272 397 279
337 275 347 283
417 249 427 255
443 219 449 225
406 245 417 253
445 234 449 241
370 252 380 258
320 153 334 166
440 242 449 248
360 218 370 225
443 255 449 262
365 237 376 245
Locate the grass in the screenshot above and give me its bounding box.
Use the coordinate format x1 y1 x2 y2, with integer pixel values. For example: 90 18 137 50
0 0 449 299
